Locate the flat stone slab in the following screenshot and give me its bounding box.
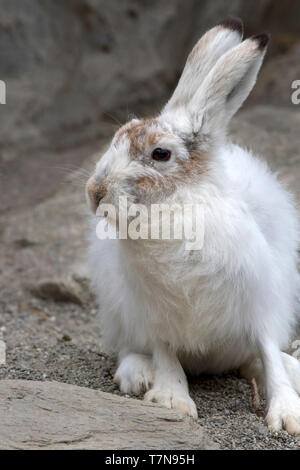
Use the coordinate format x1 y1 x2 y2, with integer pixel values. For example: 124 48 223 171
0 380 217 450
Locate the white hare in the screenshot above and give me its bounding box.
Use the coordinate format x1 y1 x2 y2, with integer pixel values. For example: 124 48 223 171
86 18 300 434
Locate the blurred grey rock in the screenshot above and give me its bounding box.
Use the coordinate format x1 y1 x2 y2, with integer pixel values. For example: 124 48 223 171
30 278 85 305
0 162 92 296
0 379 217 450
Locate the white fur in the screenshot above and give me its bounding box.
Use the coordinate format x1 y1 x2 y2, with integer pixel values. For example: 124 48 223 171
113 351 153 395
87 23 300 432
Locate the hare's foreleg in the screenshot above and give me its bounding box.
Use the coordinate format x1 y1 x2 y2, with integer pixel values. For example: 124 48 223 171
144 343 198 419
114 349 154 395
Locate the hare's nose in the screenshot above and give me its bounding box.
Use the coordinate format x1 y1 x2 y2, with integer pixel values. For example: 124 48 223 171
86 176 108 213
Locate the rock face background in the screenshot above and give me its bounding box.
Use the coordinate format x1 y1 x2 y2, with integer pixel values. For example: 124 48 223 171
0 0 299 450
1 0 300 164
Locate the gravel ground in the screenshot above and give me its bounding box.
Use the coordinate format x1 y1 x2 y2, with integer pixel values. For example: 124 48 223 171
0 286 299 450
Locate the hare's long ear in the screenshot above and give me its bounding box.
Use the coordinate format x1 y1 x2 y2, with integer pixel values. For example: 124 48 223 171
163 17 243 112
189 34 269 137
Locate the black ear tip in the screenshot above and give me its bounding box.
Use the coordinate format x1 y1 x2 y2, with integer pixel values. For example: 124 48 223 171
220 16 244 36
252 33 270 50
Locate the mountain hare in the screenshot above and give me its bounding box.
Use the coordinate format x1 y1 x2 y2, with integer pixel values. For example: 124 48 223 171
86 18 300 434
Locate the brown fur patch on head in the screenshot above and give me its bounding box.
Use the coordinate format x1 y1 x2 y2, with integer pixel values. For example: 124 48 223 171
114 120 138 146
177 149 209 179
135 149 210 201
115 118 165 158
115 120 210 201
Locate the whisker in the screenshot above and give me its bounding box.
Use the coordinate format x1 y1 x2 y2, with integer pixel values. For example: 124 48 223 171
48 165 92 179
59 179 88 189
103 112 123 127
51 164 92 174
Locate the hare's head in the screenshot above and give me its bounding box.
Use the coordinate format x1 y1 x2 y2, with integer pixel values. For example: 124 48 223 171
87 17 269 213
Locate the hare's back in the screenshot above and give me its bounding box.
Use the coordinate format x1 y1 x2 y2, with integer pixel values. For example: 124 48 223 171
221 143 298 254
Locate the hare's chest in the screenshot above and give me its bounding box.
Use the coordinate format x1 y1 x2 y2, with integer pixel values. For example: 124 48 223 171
135 270 239 353
121 241 253 353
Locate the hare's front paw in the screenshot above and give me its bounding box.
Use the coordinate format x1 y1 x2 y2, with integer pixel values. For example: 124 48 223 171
266 391 300 435
114 353 153 395
144 388 198 419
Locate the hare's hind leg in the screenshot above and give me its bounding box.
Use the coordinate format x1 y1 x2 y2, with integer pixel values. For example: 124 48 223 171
114 350 154 395
240 352 300 396
240 343 300 434
281 352 300 395
240 356 265 392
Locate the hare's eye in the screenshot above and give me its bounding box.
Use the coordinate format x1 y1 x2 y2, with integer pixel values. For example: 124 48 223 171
151 148 171 162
